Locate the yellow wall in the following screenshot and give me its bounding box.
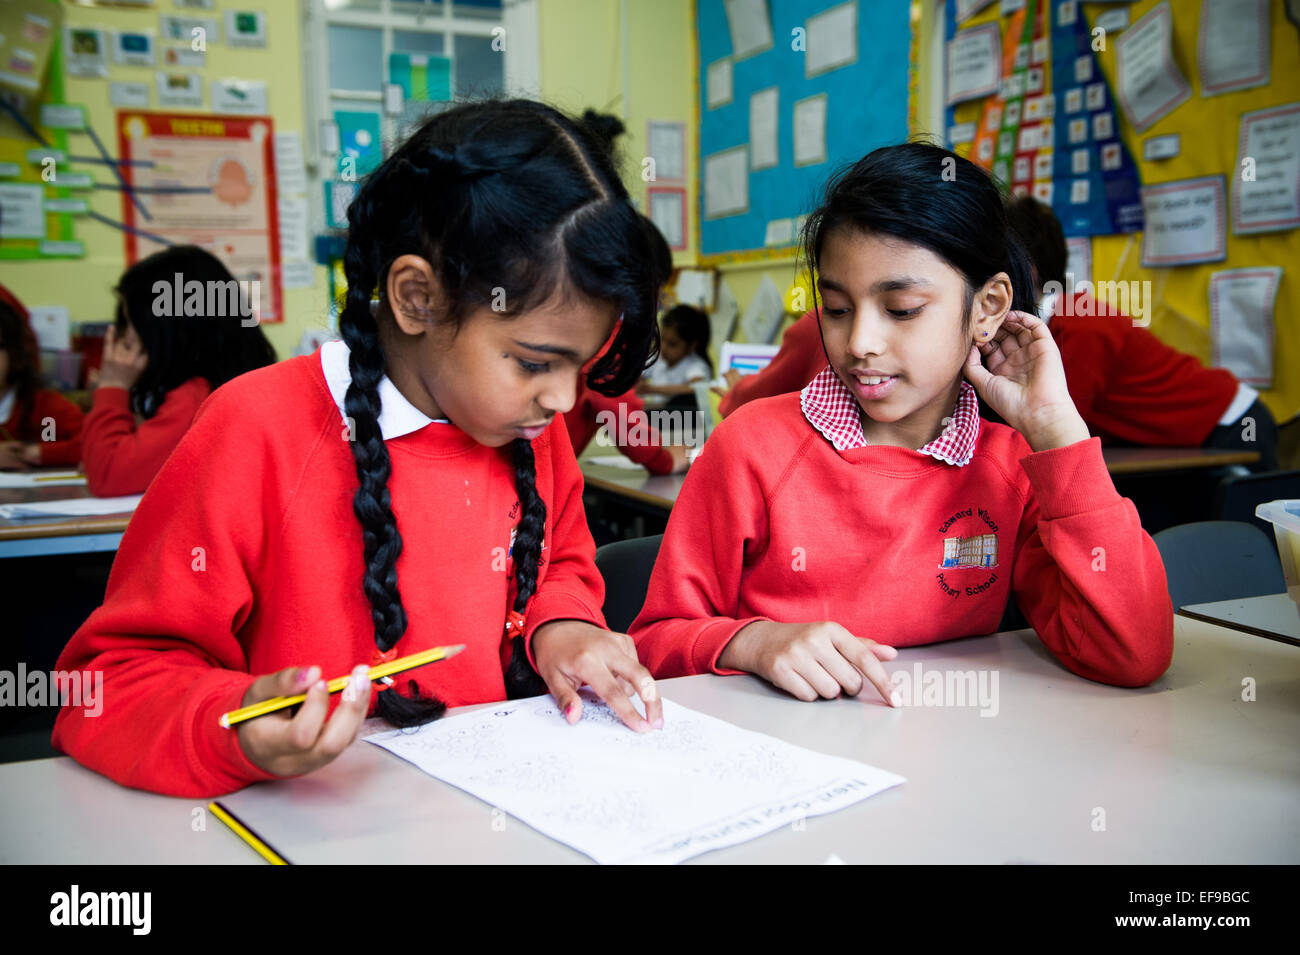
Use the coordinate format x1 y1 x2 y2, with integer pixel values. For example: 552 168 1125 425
3 0 324 360
539 0 699 265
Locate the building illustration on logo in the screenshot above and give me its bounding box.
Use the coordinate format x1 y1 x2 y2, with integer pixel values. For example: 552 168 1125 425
940 533 999 569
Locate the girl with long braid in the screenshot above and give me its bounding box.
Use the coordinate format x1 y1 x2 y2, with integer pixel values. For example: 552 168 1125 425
52 100 670 796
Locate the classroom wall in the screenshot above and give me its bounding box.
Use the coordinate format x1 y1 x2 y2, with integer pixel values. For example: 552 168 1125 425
537 0 698 264
3 0 326 361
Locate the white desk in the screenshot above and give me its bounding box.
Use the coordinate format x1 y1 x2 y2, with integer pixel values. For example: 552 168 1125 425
1179 593 1300 647
1 615 1296 864
0 486 130 558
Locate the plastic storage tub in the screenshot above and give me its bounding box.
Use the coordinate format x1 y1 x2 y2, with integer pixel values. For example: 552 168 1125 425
1256 500 1300 611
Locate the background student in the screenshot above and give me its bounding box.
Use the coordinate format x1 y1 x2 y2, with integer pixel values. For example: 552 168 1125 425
1005 196 1278 470
53 100 668 797
637 304 713 413
80 246 278 496
0 285 84 470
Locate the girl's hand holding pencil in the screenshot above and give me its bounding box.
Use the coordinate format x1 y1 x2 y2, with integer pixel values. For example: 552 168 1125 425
963 310 1091 453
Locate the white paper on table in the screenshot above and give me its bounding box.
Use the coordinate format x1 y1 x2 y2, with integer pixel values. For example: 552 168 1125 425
273 132 307 195
739 274 786 345
647 121 685 182
675 269 716 310
1210 267 1282 388
648 189 685 250
712 278 739 345
1139 176 1227 268
367 693 905 865
723 0 774 60
0 471 86 489
1198 0 1270 97
1115 1 1190 133
793 93 827 167
706 58 733 109
1233 103 1300 235
749 87 779 170
805 1 857 78
583 455 645 470
946 23 1001 106
704 146 748 219
0 495 142 519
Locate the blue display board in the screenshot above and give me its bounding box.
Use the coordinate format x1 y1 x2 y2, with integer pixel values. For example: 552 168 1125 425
697 0 911 260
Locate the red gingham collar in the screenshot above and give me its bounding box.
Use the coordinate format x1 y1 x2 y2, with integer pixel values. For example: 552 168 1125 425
799 365 981 466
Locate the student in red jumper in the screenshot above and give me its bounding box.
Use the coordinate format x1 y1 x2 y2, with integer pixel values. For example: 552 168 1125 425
0 286 84 469
81 246 278 496
1005 196 1278 470
630 143 1173 702
53 101 669 796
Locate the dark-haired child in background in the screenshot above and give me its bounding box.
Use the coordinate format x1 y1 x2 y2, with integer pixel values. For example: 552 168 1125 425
0 285 84 470
81 245 278 496
1005 196 1278 471
638 304 712 414
54 100 670 796
631 142 1172 702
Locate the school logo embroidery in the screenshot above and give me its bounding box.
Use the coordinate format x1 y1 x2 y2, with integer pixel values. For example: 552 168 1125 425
935 506 1000 599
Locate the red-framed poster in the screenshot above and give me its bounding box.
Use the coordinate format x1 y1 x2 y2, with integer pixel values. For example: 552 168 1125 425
116 111 282 322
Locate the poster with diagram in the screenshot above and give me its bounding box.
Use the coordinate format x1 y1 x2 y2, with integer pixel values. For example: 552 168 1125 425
116 111 282 322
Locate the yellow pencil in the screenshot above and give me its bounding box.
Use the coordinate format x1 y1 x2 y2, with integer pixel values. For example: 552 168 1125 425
219 644 466 728
209 801 290 865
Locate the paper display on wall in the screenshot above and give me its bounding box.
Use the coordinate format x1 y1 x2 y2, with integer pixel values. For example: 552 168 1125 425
647 121 685 182
366 692 905 865
704 146 748 219
706 57 733 109
793 93 827 166
804 1 857 78
947 23 1001 106
1139 176 1226 267
712 277 739 345
1210 267 1282 387
1198 0 1270 97
739 273 786 345
648 188 685 250
1115 1 1190 133
723 0 773 60
749 87 778 170
64 27 109 78
1233 103 1300 235
1064 236 1092 288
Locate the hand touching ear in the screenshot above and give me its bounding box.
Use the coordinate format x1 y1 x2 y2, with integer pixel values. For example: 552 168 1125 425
963 310 1090 452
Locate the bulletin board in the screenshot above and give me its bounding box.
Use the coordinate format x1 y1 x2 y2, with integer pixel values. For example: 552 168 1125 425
943 0 1300 422
696 0 911 265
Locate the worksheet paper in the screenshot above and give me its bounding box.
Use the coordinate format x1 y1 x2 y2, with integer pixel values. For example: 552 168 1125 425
0 495 142 518
1139 176 1227 267
1115 1 1190 133
0 471 86 489
367 694 904 865
1210 267 1282 388
1197 0 1270 97
1233 103 1300 234
946 23 1001 106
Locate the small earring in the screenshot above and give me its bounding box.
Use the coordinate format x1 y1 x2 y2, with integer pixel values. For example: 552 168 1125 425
981 331 989 337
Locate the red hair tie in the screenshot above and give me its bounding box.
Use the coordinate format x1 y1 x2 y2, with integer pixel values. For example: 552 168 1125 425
370 646 399 692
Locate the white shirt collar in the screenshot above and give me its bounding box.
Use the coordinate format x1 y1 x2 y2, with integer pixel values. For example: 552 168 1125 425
319 338 448 441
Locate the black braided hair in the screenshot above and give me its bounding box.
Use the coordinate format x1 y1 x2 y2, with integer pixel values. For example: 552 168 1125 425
338 99 671 724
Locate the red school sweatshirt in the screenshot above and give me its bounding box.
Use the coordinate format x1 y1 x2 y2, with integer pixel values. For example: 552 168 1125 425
81 378 211 496
1048 293 1239 446
0 388 85 466
629 393 1173 688
718 310 827 418
564 381 675 474
52 348 607 797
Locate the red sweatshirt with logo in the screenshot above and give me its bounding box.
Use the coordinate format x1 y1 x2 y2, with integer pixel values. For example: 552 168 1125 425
81 378 212 496
53 351 606 796
629 393 1172 688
